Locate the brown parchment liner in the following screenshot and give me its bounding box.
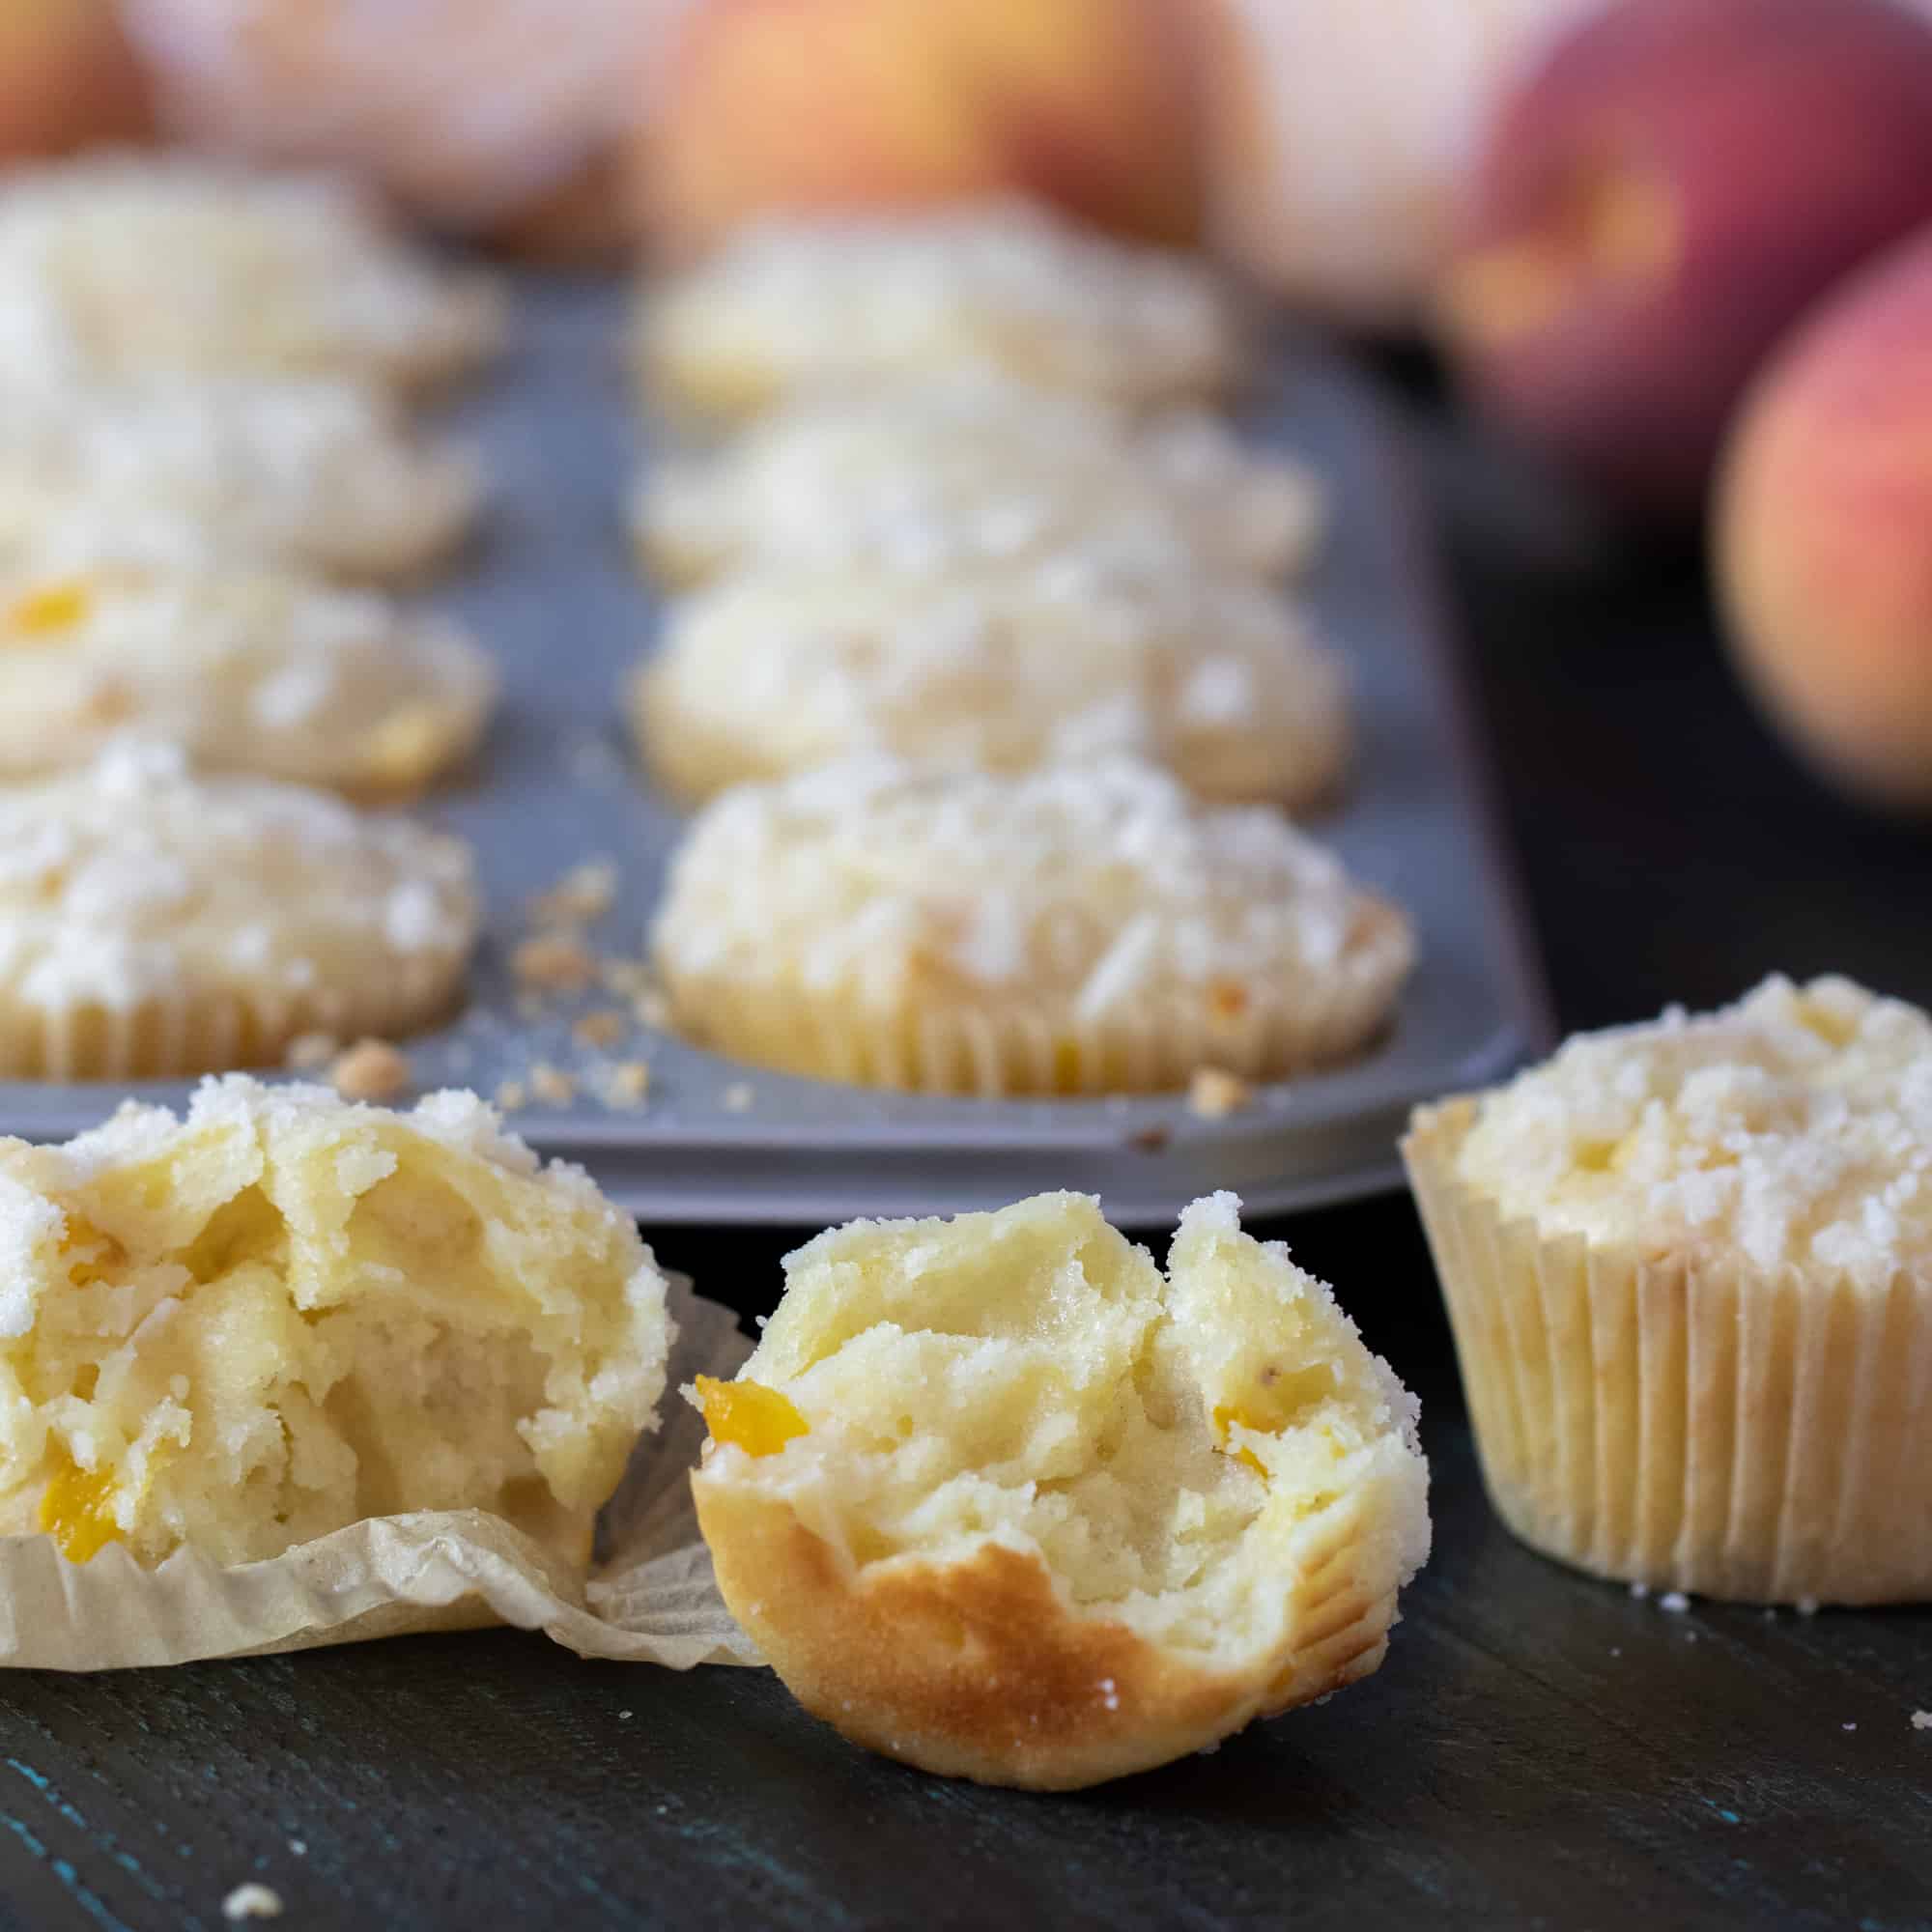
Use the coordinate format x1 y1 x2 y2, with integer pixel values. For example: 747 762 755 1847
1404 1099 1932 1605
0 1278 761 1671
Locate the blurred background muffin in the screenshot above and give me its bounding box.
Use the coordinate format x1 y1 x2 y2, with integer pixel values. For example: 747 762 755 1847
122 0 688 254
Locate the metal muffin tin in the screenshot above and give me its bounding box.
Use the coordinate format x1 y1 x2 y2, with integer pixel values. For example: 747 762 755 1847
0 271 1552 1226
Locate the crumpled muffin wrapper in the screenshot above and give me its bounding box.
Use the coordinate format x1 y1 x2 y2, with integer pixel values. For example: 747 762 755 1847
0 1278 762 1671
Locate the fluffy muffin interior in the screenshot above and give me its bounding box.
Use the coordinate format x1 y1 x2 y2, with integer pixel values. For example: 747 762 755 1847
695 1191 1427 1664
0 1076 671 1569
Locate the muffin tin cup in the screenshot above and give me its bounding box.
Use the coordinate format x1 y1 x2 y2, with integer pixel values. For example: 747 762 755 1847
1404 1099 1932 1605
0 280 1553 1224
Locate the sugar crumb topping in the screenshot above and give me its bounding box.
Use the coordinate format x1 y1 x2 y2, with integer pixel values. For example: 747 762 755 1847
0 740 474 1009
655 757 1405 1016
649 198 1236 400
1455 975 1932 1281
643 567 1345 801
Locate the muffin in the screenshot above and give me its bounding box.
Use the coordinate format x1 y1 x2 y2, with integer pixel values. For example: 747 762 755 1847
0 374 482 581
0 571 497 798
0 153 506 389
650 758 1412 1095
690 1189 1431 1789
5 1074 671 1572
636 199 1243 422
1404 974 1932 1605
126 0 667 251
632 566 1349 810
632 377 1321 587
0 739 478 1080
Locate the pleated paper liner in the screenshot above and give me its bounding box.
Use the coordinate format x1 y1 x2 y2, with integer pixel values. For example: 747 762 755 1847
664 920 1412 1098
1404 1099 1932 1605
0 1277 760 1671
0 956 467 1081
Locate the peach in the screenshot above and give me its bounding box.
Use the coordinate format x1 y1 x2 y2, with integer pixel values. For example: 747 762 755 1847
631 0 1200 257
0 0 151 159
1718 231 1932 810
1438 0 1932 517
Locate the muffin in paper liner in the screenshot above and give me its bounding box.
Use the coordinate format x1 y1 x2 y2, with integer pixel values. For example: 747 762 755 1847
0 377 483 586
0 963 467 1084
650 757 1412 1098
0 1208 756 1672
630 376 1323 592
0 571 497 801
665 950 1406 1099
0 739 477 1080
635 198 1244 424
1404 1097 1932 1605
630 566 1350 813
0 153 508 393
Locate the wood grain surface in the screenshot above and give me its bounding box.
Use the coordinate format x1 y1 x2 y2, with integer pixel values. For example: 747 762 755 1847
1 377 1928 1932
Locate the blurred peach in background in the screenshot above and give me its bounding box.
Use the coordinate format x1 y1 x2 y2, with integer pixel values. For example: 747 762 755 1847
631 0 1200 256
0 0 151 158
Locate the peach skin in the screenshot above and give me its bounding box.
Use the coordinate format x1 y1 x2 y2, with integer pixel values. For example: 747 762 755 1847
0 0 151 159
631 0 1201 256
1718 232 1932 811
1438 0 1932 518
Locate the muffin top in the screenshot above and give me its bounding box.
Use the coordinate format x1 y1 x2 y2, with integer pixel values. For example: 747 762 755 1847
0 740 476 1013
640 198 1241 412
1452 975 1932 1280
0 154 505 387
0 571 497 796
636 564 1348 808
0 373 481 578
653 757 1408 1018
637 376 1320 583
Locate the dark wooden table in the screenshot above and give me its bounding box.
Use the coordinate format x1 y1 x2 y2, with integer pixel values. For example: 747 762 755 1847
4 384 1929 1932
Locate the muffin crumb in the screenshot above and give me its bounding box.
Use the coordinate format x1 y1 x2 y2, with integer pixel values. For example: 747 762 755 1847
513 933 599 993
574 1009 628 1049
599 1062 651 1109
722 1082 754 1113
1912 1711 1931 1730
328 1038 412 1102
222 1884 283 1922
494 1080 527 1113
529 1063 578 1106
530 859 617 929
1187 1067 1252 1120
